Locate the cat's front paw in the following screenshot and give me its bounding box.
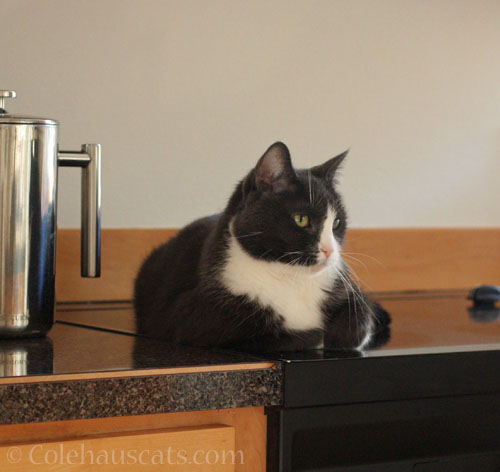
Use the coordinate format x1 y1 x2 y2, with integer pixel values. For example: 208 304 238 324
323 298 390 350
366 302 391 349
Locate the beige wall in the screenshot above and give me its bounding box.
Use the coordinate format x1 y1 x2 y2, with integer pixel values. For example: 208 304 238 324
2 0 500 228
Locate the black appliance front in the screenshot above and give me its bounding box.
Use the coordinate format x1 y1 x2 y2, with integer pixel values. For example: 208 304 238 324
265 290 500 471
267 393 500 471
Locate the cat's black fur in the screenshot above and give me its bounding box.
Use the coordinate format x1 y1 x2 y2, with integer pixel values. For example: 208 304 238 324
134 142 390 351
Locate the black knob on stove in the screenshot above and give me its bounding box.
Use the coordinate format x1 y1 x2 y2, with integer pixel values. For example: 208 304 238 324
468 285 500 306
468 285 500 323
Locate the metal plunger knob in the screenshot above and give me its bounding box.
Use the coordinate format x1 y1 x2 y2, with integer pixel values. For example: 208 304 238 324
0 90 16 113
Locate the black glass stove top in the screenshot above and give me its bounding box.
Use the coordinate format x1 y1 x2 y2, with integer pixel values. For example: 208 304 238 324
263 289 500 362
55 288 500 359
255 289 500 407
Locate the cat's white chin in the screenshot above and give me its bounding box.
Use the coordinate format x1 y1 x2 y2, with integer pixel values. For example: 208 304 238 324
306 257 337 278
309 260 329 275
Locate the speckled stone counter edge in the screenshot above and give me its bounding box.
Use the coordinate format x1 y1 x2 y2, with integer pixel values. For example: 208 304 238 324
0 364 282 425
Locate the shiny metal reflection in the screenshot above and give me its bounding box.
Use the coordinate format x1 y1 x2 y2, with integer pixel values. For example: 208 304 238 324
0 349 28 377
0 124 58 335
58 144 101 277
0 337 54 377
0 90 101 337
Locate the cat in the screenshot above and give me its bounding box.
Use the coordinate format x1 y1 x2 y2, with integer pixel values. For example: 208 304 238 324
134 142 390 352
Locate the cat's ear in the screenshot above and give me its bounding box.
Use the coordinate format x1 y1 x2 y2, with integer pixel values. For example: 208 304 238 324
254 142 297 193
311 150 348 186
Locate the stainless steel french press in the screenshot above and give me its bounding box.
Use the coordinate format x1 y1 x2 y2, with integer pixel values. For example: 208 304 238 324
0 90 101 337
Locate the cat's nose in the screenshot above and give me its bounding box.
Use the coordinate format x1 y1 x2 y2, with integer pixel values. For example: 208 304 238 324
320 245 334 259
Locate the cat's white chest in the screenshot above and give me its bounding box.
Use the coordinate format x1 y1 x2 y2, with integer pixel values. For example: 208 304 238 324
221 236 335 331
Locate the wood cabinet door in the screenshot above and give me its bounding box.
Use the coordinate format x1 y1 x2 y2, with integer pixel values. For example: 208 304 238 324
0 424 236 471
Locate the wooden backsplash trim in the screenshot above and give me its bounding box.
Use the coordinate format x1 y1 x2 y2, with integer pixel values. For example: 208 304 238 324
56 228 500 302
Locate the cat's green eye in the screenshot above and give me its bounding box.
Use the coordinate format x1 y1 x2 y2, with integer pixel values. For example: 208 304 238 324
294 214 310 228
332 218 341 230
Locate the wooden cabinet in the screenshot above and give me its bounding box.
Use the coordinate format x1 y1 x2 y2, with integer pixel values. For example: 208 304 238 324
0 424 235 471
0 407 266 471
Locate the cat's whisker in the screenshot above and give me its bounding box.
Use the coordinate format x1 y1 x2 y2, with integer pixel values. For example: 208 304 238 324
340 259 374 294
288 256 303 268
341 261 368 287
345 266 371 292
312 177 316 205
336 269 353 332
340 269 363 305
341 251 385 267
342 253 369 273
237 231 264 239
338 265 371 312
307 169 312 205
341 261 362 285
274 251 304 263
337 266 358 301
345 275 361 336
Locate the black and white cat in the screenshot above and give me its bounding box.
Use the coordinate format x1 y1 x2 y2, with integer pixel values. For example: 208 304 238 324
134 142 390 351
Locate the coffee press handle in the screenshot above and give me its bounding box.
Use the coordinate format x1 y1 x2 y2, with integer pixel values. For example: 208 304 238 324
0 90 16 113
58 144 101 278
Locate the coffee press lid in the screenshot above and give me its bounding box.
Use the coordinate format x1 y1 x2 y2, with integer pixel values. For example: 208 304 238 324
0 90 58 125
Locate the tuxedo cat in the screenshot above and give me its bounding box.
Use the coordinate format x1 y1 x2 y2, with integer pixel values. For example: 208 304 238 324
134 142 390 351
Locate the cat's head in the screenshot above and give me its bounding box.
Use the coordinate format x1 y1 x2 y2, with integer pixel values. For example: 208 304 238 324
229 142 348 274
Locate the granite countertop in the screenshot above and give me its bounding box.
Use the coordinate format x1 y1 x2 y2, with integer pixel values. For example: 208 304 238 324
0 303 282 425
2 290 499 425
